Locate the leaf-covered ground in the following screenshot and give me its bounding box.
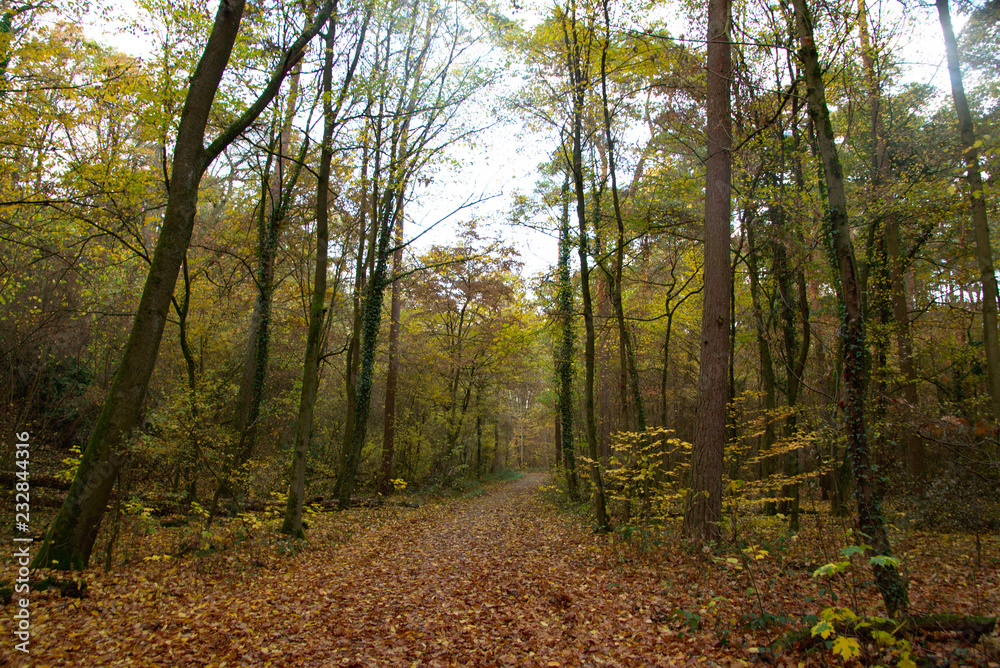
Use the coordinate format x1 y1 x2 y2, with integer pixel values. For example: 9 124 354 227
3 474 999 667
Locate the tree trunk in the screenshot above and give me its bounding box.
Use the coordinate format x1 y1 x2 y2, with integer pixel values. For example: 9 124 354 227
337 4 433 506
377 206 404 496
746 217 778 513
793 0 908 616
282 25 336 538
683 0 731 545
599 0 645 433
936 0 1000 422
33 0 335 570
561 1 609 530
231 67 303 480
557 172 579 500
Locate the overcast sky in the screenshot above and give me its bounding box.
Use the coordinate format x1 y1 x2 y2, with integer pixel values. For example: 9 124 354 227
78 0 964 284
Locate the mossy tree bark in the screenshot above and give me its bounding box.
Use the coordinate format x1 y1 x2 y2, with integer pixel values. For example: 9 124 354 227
557 173 579 501
792 0 908 616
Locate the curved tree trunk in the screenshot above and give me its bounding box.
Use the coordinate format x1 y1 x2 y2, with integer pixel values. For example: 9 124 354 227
32 0 335 570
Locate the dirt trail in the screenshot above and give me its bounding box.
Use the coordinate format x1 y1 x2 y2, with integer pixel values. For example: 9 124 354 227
16 475 717 667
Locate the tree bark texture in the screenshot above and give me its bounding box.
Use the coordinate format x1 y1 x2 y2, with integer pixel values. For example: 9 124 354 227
683 0 731 545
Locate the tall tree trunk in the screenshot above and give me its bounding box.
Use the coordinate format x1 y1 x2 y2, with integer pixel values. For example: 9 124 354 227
231 67 303 479
746 217 778 513
561 1 609 530
773 214 804 526
599 0 645 433
337 4 433 506
377 205 404 496
792 0 908 616
557 172 580 500
854 0 923 477
33 0 335 570
782 98 811 530
936 0 1000 422
683 0 731 545
282 25 337 538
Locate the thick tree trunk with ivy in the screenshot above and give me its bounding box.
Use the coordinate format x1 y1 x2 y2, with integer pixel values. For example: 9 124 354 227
936 0 1000 422
793 0 908 616
282 25 337 538
557 174 579 500
231 68 303 485
336 195 396 508
378 208 404 496
683 0 731 545
32 0 335 570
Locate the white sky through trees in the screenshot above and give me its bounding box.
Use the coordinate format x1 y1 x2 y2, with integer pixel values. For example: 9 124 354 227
78 0 965 282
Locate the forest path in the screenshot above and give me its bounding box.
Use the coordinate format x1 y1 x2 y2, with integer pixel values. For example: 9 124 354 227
18 475 729 667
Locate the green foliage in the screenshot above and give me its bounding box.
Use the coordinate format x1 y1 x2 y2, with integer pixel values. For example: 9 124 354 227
808 551 917 667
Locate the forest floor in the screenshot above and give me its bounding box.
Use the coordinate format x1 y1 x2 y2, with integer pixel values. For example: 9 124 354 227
3 473 999 667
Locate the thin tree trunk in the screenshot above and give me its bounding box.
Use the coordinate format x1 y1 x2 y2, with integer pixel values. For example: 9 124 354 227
683 0 731 545
746 217 778 513
171 254 199 501
337 4 433 506
231 67 303 477
599 0 645 433
936 0 1000 422
282 25 336 538
557 172 579 500
378 205 404 496
792 0 908 616
773 217 803 526
561 1 608 530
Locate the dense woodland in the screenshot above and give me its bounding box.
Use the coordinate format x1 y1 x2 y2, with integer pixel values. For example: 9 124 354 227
2 0 1000 662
